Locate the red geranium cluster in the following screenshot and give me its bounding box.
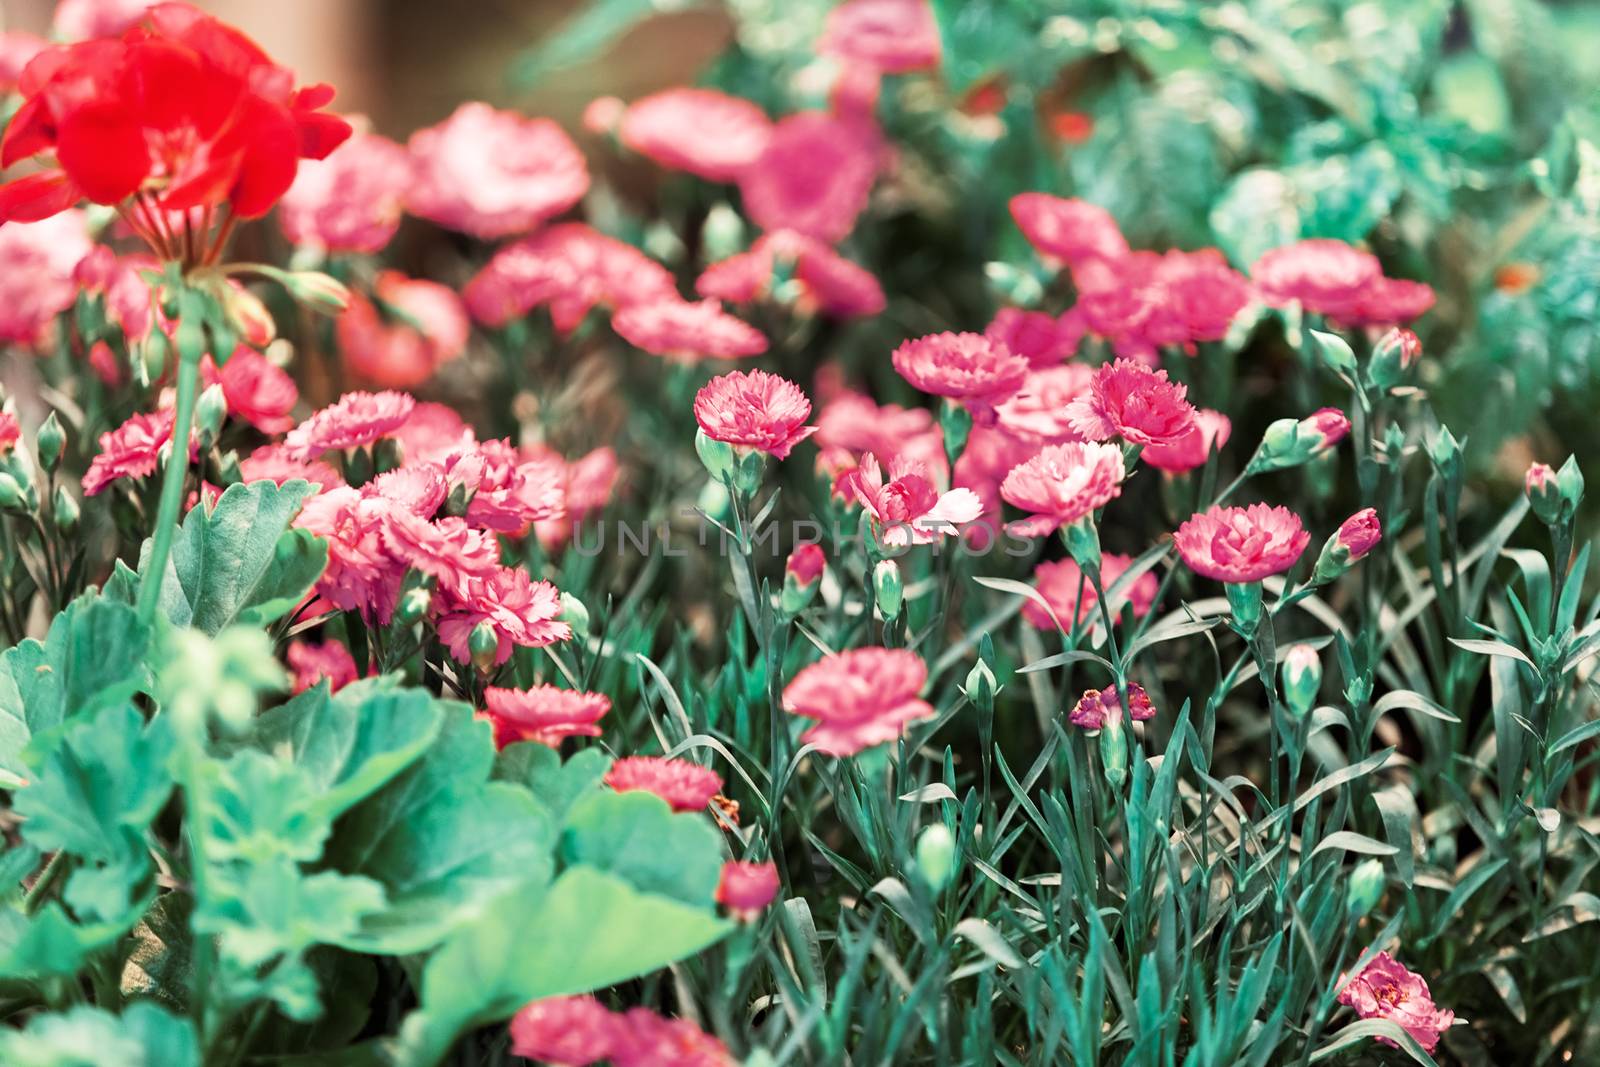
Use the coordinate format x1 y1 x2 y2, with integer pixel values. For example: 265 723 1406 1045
0 2 351 260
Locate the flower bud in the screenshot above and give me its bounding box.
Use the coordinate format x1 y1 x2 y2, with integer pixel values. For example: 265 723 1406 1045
1280 644 1321 719
194 383 228 452
964 657 997 706
1310 329 1358 377
1346 858 1386 919
732 446 767 498
468 620 500 673
558 591 590 634
695 428 736 484
396 585 432 626
224 283 277 347
1063 514 1101 573
1525 462 1561 525
36 412 65 472
940 400 973 466
373 436 403 475
1313 508 1382 584
874 559 903 620
780 543 824 615
283 270 351 315
1428 426 1462 486
914 823 957 891
52 485 80 538
0 472 28 514
1367 327 1421 391
1248 408 1349 474
1099 715 1128 788
1556 455 1584 517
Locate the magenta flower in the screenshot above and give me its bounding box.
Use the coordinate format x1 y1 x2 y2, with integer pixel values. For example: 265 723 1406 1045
716 860 780 922
697 230 885 320
999 442 1125 538
817 0 941 73
278 128 411 254
1337 952 1455 1053
508 995 618 1067
1141 409 1232 473
283 391 416 461
786 543 826 587
693 370 817 459
82 409 176 497
1305 408 1351 449
435 567 572 668
996 364 1095 443
612 298 768 362
891 331 1029 420
406 102 588 239
612 1008 735 1067
1022 554 1158 631
464 223 676 333
738 111 880 244
379 512 500 593
604 756 723 813
338 272 470 389
1065 359 1197 448
1351 277 1435 326
0 212 93 345
0 412 18 456
295 487 407 624
441 438 567 535
1008 193 1128 267
482 684 610 749
1174 504 1310 584
782 647 935 756
813 388 947 488
620 88 773 182
848 453 984 546
984 307 1078 368
1144 248 1255 348
1334 508 1381 560
1251 239 1381 320
1069 682 1156 729
286 639 359 695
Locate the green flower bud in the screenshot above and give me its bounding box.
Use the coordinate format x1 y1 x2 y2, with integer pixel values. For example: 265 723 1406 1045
36 412 65 473
468 620 501 673
1280 644 1321 719
1346 858 1386 919
1247 409 1349 474
1225 580 1263 637
0 472 28 514
914 823 957 891
1525 463 1561 525
283 270 351 315
964 657 998 707
1099 715 1128 789
874 559 903 620
779 544 824 616
940 400 972 467
194 383 228 452
52 485 80 538
373 436 403 475
559 591 591 634
1556 455 1584 517
1366 327 1421 392
732 447 767 498
396 585 432 626
1309 328 1357 377
1063 514 1101 573
695 428 736 484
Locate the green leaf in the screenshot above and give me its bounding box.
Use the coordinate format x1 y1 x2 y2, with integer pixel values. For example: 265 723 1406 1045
1309 1018 1439 1065
0 902 139 981
559 789 724 907
320 703 555 954
249 678 444 822
0 594 151 787
493 743 611 829
0 1001 199 1067
140 479 326 635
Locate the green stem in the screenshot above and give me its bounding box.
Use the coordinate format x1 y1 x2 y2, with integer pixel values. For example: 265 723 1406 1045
137 350 201 623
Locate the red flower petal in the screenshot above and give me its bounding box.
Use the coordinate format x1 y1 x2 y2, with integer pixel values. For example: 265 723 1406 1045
0 170 82 223
56 101 150 204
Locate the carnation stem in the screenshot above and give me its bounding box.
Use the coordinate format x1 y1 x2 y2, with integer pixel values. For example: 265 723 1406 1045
136 346 201 623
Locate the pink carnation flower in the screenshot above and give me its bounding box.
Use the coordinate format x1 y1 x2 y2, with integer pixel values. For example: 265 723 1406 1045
786 542 825 586
367 464 448 516
1251 239 1381 320
509 995 618 1067
1333 507 1382 561
240 444 343 492
1065 359 1197 447
697 230 885 320
716 860 780 922
817 0 940 72
1305 407 1351 450
984 307 1078 368
1351 276 1435 326
283 391 416 461
999 441 1125 538
482 684 611 748
613 1009 735 1067
201 348 299 435
407 102 588 239
693 370 817 459
847 453 983 546
0 212 93 344
278 128 410 254
782 647 935 756
1337 951 1455 1053
464 223 676 333
392 402 473 465
1174 503 1310 584
286 639 359 695
295 487 407 623
338 272 470 389
951 425 1037 545
620 88 773 182
380 512 500 593
996 364 1095 443
1022 553 1158 630
435 567 572 667
738 112 880 244
891 331 1029 421
604 756 723 812
82 409 175 497
74 246 159 343
612 298 767 362
1145 249 1254 348
1141 408 1232 473
813 388 946 487
1009 194 1127 267
1070 681 1156 729
442 438 567 534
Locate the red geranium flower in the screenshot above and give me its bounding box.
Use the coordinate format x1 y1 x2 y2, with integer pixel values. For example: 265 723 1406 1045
0 2 352 254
